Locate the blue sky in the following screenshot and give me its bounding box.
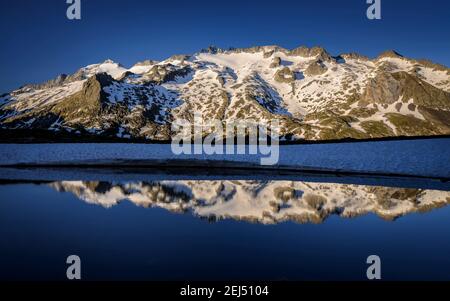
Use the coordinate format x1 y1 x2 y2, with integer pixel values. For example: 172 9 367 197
0 0 449 92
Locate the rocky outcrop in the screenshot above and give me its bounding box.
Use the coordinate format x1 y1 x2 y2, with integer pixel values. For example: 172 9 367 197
361 71 402 105
341 52 370 61
134 59 158 66
391 72 450 109
52 73 114 120
361 71 450 109
274 67 295 83
144 64 192 83
270 57 281 68
304 60 328 76
23 74 69 90
118 71 137 81
290 46 333 61
377 50 404 60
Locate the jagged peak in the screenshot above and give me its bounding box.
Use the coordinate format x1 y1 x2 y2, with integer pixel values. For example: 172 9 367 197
199 45 287 56
117 70 137 81
377 50 404 60
87 72 115 87
340 52 370 61
414 59 450 73
102 59 118 65
289 46 333 61
133 59 158 67
81 59 122 71
167 54 191 62
230 45 287 54
200 45 225 54
21 73 69 91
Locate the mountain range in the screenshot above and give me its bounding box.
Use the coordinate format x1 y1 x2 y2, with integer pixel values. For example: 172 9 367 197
1 45 449 141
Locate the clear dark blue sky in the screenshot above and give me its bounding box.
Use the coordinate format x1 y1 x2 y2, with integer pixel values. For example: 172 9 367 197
1 0 449 92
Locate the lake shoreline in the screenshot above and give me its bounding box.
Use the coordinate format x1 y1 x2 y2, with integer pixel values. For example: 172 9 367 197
1 129 450 145
1 167 449 191
1 138 449 178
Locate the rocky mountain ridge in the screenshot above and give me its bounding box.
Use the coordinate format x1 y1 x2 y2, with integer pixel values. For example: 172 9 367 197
1 45 449 141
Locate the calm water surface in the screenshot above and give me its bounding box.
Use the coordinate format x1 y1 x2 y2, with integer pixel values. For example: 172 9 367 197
0 178 449 280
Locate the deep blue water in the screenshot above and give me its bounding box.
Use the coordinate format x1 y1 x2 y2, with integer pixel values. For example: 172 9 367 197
1 181 450 281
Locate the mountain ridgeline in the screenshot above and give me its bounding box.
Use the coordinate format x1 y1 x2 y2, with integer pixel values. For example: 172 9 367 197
1 46 449 142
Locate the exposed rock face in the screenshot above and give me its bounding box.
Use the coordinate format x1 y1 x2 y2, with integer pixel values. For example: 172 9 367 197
391 72 450 109
168 55 190 62
118 71 137 81
201 45 223 54
24 74 69 90
418 107 450 130
415 59 450 74
289 46 332 62
263 50 275 58
362 72 402 104
134 59 158 66
270 56 281 68
144 64 192 83
274 67 295 83
341 53 370 61
361 71 450 109
52 73 114 118
377 50 404 60
304 60 328 76
1 44 449 141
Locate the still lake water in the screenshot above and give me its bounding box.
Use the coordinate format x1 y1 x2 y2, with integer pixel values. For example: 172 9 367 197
1 176 450 281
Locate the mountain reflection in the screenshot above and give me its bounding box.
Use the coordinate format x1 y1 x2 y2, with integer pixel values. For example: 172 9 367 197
49 180 450 224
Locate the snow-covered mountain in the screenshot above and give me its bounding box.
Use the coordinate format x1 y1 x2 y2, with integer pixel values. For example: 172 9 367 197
1 45 449 141
50 180 450 224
